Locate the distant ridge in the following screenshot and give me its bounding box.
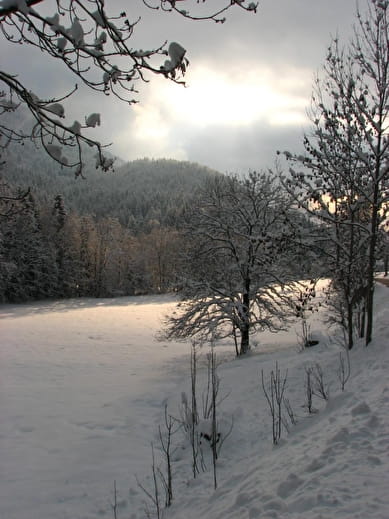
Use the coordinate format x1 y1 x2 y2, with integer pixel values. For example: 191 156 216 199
2 144 221 232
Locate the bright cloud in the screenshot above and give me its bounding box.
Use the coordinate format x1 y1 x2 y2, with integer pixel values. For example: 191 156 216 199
111 63 312 168
114 102 188 162
151 64 311 128
132 103 170 141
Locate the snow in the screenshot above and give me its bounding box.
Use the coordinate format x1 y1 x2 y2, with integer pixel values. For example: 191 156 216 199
69 19 84 47
85 113 101 128
1 284 389 519
68 120 82 135
161 42 186 74
168 42 186 67
46 103 65 118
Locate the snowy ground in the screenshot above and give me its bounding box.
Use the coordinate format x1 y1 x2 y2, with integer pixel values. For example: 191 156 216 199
1 283 388 519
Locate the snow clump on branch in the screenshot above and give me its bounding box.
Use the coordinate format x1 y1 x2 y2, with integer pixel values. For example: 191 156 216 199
160 42 187 76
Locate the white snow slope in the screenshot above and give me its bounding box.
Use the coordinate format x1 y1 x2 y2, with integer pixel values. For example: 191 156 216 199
1 284 388 519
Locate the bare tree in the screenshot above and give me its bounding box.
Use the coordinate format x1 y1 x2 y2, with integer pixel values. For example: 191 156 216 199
185 341 201 478
0 0 257 175
209 345 218 489
162 171 305 355
294 279 319 349
280 1 389 347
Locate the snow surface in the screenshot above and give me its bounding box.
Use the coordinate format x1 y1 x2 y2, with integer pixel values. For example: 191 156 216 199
1 284 388 519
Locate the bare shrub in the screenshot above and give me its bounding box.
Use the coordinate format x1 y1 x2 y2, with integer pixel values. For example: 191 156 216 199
303 366 315 414
158 405 180 507
284 398 298 426
261 362 288 445
136 444 162 519
311 363 330 401
337 349 351 391
111 480 118 519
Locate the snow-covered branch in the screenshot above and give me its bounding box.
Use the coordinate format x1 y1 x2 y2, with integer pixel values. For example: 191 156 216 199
0 0 256 173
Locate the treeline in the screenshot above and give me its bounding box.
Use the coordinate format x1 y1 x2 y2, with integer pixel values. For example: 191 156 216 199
0 167 323 304
0 184 186 302
0 150 221 302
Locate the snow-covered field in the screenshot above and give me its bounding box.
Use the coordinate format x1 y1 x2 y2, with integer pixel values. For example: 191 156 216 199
1 284 388 519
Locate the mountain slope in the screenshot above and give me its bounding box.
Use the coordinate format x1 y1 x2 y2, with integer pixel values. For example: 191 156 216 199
2 143 220 230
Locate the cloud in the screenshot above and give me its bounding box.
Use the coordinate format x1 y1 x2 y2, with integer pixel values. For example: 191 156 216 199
1 0 358 173
109 60 312 170
105 0 357 170
173 121 306 174
164 63 310 126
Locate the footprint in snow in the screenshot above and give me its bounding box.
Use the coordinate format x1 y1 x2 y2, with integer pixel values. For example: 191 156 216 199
277 473 304 499
305 457 326 473
351 401 371 417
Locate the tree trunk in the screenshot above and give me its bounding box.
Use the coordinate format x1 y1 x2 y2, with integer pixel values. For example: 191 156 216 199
239 289 250 355
365 158 381 346
232 324 239 357
359 301 366 338
347 302 354 350
240 325 250 355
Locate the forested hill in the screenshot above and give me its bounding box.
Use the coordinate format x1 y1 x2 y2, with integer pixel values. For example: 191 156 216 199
73 158 221 231
1 143 223 301
2 144 220 232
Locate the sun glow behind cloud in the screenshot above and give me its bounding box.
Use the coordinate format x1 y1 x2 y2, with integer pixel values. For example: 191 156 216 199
163 65 310 127
114 63 311 166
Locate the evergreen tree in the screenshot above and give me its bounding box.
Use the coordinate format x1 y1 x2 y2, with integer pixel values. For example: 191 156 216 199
1 193 57 301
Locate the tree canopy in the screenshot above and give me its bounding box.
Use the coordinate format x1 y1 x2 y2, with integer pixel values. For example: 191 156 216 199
162 172 310 355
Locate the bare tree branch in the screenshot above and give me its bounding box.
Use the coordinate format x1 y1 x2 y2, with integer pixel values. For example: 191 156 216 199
1 0 256 174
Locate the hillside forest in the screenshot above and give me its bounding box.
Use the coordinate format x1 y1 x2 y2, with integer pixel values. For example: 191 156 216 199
0 145 219 300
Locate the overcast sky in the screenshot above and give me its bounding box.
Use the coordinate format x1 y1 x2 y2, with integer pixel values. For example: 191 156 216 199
3 0 359 174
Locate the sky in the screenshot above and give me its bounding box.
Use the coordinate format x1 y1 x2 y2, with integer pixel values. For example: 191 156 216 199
2 0 359 174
